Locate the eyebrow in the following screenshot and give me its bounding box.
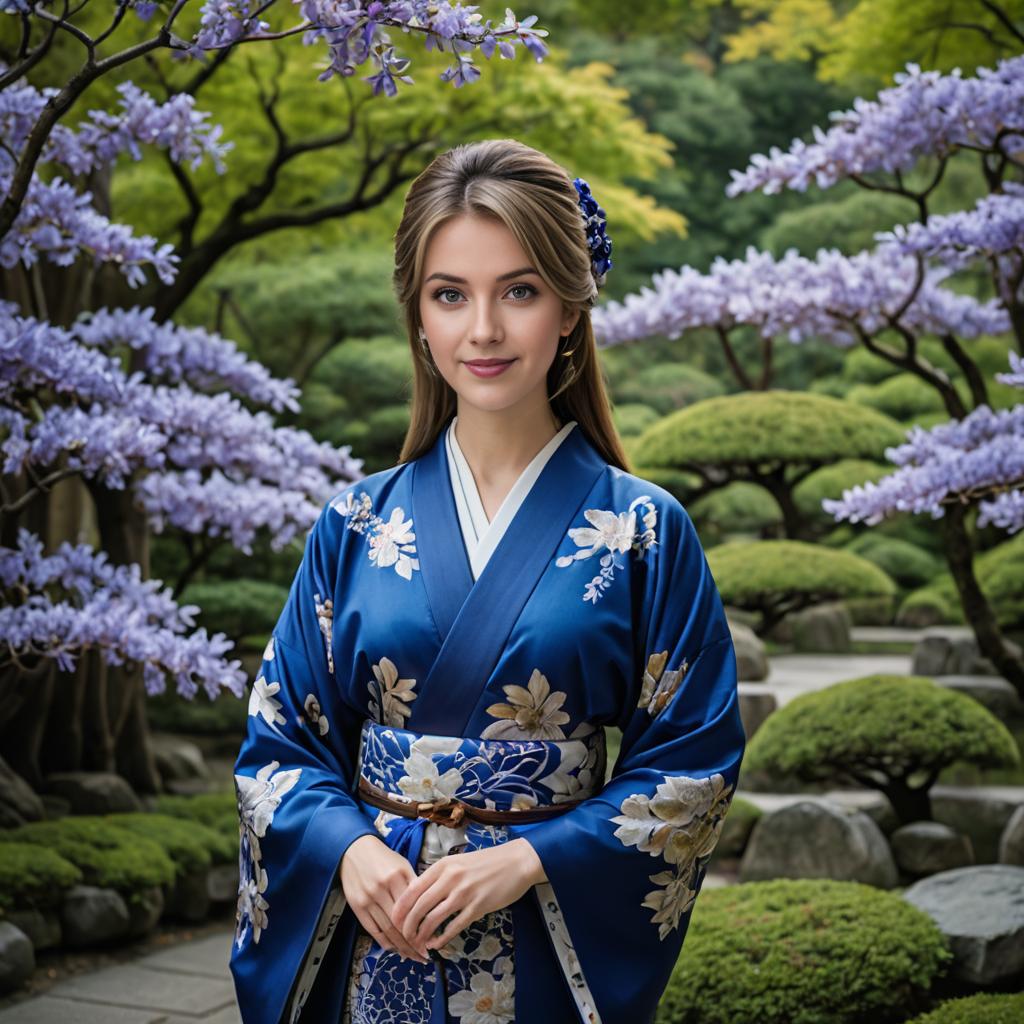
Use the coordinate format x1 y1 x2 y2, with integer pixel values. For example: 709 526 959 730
423 266 540 285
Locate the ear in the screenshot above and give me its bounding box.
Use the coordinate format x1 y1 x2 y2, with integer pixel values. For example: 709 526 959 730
561 306 582 337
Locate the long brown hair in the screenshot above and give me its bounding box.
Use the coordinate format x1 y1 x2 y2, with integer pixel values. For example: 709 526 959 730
393 138 630 470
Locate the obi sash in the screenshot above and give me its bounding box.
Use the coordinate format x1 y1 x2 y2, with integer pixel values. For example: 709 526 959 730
352 719 607 1022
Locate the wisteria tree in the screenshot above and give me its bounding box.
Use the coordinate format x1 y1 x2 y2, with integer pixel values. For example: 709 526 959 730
593 53 1024 692
0 1 552 805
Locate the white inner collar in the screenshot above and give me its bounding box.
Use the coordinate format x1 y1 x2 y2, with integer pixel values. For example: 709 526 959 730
445 415 577 580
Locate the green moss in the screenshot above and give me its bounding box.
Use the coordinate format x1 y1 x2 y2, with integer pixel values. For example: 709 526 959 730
844 534 943 590
905 993 1024 1024
152 793 241 864
104 813 225 876
0 841 82 912
0 817 175 895
655 879 952 1024
794 459 893 524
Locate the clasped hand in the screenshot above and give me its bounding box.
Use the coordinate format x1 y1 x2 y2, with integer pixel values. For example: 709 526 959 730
339 833 545 963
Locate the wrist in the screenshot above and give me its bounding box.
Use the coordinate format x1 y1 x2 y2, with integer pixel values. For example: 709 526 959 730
511 837 548 885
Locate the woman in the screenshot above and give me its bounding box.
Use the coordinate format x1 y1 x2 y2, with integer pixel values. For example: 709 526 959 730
229 138 746 1024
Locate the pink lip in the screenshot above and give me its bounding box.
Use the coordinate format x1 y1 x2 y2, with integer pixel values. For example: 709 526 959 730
464 358 516 378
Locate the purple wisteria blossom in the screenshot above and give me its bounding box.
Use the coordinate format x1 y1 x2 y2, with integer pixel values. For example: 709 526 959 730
0 529 247 699
725 55 1024 197
591 244 1008 347
822 405 1024 534
997 351 1024 389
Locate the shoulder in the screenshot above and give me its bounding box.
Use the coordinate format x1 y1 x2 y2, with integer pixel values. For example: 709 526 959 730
602 465 694 533
314 462 412 542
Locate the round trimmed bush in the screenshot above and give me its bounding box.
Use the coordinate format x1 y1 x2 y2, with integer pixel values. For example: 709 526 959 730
0 841 82 912
0 817 175 901
153 792 240 863
794 459 893 525
905 993 1024 1023
613 402 661 438
104 813 224 876
844 534 942 591
655 879 952 1024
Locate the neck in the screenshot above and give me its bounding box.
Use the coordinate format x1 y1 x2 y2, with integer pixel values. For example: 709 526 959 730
453 397 563 488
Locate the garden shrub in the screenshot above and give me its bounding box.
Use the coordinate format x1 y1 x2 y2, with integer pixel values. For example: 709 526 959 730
0 817 175 901
847 373 946 421
153 792 240 863
905 993 1024 1023
709 795 761 860
793 459 893 526
843 534 942 590
615 362 725 416
178 578 289 642
613 402 661 438
897 586 959 628
0 841 81 912
655 879 951 1024
690 482 781 535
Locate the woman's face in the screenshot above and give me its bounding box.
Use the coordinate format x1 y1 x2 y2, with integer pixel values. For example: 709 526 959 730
418 212 580 416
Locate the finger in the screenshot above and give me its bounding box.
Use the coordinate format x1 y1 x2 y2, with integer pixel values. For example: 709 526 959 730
398 881 449 950
368 904 430 965
427 907 476 953
390 863 436 928
413 894 460 948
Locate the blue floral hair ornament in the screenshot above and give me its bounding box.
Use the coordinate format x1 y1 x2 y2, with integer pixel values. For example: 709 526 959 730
573 176 613 287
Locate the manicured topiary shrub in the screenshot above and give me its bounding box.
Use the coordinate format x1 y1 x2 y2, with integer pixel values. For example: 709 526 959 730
613 402 661 438
897 586 958 627
0 841 82 912
655 879 951 1024
0 817 175 901
905 993 1024 1023
105 813 224 876
794 459 892 526
843 534 942 591
847 373 948 421
742 675 1020 824
616 362 725 416
690 482 781 535
153 792 240 863
705 540 896 635
178 578 288 642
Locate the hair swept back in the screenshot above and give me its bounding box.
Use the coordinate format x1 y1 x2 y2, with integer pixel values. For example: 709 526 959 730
392 137 630 470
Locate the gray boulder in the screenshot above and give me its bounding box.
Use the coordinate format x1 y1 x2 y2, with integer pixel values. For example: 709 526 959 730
125 884 164 938
903 864 1024 985
3 908 60 952
890 820 974 877
208 862 240 903
932 786 1023 863
42 771 141 814
729 620 768 681
151 733 210 784
738 685 776 740
934 675 1024 719
912 626 1021 677
0 922 34 994
999 805 1024 866
0 756 45 828
60 885 131 946
739 799 898 887
790 602 853 653
165 867 211 922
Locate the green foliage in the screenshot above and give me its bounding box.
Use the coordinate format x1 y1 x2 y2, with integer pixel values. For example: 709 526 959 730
690 482 782 534
633 391 906 468
794 460 893 524
628 465 701 506
742 674 1020 788
896 586 958 628
613 402 662 437
614 362 725 416
153 792 240 862
146 685 248 736
843 534 943 590
104 813 223 876
0 817 176 895
905 993 1024 1024
655 879 951 1024
710 795 762 859
847 373 947 422
706 540 896 624
179 578 289 641
842 347 901 385
0 841 82 912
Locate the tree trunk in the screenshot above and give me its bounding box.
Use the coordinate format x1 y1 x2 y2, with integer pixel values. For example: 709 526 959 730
882 779 933 827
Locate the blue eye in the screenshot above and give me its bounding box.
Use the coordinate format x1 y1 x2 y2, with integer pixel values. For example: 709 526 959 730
431 283 539 305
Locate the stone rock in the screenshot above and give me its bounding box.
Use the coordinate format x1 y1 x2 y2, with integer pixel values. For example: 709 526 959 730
999 805 1024 866
933 675 1024 719
911 626 1021 677
165 867 211 922
207 862 240 903
0 921 34 994
729 620 768 681
3 908 61 952
903 864 1024 985
738 799 899 887
789 602 853 654
125 884 164 939
151 733 210 784
41 772 141 814
932 787 1023 864
737 686 776 740
60 884 131 946
890 820 974 877
0 756 46 828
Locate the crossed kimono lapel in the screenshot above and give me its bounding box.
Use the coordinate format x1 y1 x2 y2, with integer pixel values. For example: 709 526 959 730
408 420 606 736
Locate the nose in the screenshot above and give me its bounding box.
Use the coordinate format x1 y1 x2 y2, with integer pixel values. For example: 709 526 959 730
469 296 503 346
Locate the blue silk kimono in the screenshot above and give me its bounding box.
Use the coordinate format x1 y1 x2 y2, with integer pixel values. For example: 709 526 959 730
229 415 746 1024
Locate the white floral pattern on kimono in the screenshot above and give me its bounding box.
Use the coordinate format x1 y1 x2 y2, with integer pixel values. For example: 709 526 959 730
480 668 570 740
367 655 418 727
610 771 734 940
234 760 303 947
313 591 334 674
556 495 658 602
334 490 420 580
637 649 689 717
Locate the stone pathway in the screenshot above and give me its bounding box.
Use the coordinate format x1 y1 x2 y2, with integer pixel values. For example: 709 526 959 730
0 930 240 1024
742 651 913 707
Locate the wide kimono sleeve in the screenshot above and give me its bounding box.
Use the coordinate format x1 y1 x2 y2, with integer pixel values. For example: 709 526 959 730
506 496 746 1024
229 495 379 1024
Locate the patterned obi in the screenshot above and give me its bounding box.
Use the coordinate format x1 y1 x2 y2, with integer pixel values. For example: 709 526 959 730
354 719 607 860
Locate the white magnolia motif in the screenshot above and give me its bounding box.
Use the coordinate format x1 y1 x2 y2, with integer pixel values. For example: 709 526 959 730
367 656 418 727
263 635 275 661
302 693 330 736
248 675 285 729
335 490 420 580
480 668 570 741
447 969 515 1024
397 749 464 802
637 649 689 717
610 771 734 940
234 760 303 946
313 591 335 674
556 495 658 602
537 738 600 803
